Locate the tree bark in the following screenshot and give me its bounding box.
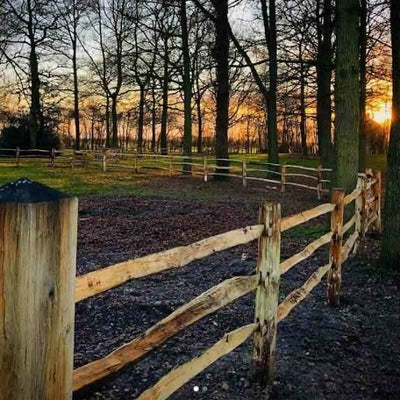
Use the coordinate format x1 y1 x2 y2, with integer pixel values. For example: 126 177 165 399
137 84 145 153
72 34 80 151
160 34 169 155
180 0 193 173
359 0 367 171
111 95 118 148
261 0 279 165
316 0 334 169
334 0 360 192
213 0 230 178
380 0 400 270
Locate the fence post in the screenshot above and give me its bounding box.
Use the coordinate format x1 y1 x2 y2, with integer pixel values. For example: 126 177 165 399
50 148 56 167
327 188 345 306
280 165 286 193
372 170 382 232
317 164 323 200
203 156 208 182
134 155 138 173
252 202 281 387
169 155 173 177
102 150 107 172
0 179 77 400
15 147 20 167
242 160 247 187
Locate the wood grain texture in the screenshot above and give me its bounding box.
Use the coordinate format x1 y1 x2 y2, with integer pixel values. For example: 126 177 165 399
277 263 331 322
73 274 258 391
280 231 332 275
281 203 335 232
252 202 281 386
0 198 78 400
327 189 345 306
136 323 258 400
75 224 263 302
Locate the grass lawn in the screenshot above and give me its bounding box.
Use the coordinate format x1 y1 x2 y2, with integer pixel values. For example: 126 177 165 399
0 153 387 198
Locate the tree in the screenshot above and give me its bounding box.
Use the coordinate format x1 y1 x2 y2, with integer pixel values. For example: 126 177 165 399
334 0 360 192
0 0 60 147
380 0 400 270
359 0 367 171
316 0 334 168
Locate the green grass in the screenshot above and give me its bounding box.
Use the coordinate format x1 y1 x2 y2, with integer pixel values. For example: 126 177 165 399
0 152 387 199
285 223 329 238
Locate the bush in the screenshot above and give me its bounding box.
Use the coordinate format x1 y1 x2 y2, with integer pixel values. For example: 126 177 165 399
0 116 63 150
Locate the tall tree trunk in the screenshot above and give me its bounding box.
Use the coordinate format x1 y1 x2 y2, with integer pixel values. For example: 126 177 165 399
151 86 157 152
380 0 400 270
213 0 230 178
196 94 203 153
260 0 279 165
180 0 192 173
359 0 367 171
316 0 334 169
111 95 118 148
160 35 169 155
334 0 360 192
72 35 80 151
300 57 308 156
105 95 111 147
137 84 145 153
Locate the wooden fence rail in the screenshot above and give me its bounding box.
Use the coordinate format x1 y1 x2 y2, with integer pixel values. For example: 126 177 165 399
0 148 332 198
0 169 380 400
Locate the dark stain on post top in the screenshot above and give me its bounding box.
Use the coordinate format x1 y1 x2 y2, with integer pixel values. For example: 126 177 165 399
0 178 70 203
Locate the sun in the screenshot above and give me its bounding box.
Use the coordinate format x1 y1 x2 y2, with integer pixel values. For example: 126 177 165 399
370 102 391 124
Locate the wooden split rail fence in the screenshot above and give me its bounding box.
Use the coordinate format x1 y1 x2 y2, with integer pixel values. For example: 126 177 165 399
0 170 380 399
0 148 332 199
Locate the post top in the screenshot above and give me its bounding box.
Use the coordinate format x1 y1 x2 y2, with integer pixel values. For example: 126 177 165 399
0 178 71 204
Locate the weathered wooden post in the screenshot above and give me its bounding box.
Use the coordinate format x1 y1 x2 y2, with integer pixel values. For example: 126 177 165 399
50 148 56 167
15 147 20 167
242 160 247 187
102 150 107 172
169 155 173 177
203 156 208 182
327 188 345 306
317 164 323 200
354 176 363 254
372 170 382 232
280 164 286 193
134 155 138 173
0 178 77 400
252 202 281 386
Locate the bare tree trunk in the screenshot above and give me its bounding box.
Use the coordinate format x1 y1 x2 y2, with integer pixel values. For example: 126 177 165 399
213 0 230 179
359 0 367 171
180 0 192 173
72 35 80 151
160 35 169 155
137 84 145 153
300 53 308 156
380 0 400 270
105 95 111 147
151 86 157 152
111 95 118 148
316 0 334 169
334 0 360 192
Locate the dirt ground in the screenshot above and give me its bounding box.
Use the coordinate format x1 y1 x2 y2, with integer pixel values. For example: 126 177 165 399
73 177 400 400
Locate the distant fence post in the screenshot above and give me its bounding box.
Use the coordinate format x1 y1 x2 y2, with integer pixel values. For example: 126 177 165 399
0 179 77 400
203 156 208 182
15 147 20 167
280 165 286 193
50 148 56 167
372 170 382 232
134 155 138 173
169 155 173 177
252 202 281 386
242 160 247 187
102 150 107 172
317 164 323 200
327 188 345 306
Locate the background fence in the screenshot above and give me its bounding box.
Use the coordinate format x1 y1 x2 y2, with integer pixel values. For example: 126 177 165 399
0 148 333 198
0 169 380 399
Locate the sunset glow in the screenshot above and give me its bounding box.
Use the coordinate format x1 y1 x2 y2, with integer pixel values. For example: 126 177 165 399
371 101 391 124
